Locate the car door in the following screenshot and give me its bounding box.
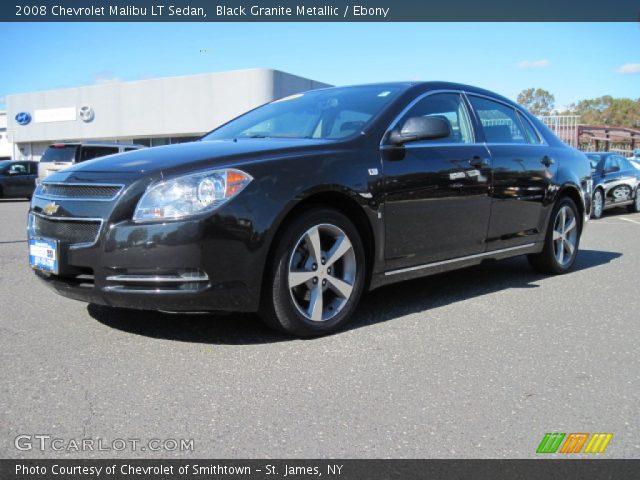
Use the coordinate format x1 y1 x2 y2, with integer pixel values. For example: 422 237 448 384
382 92 493 270
619 157 640 198
601 155 625 207
608 156 636 205
25 162 38 196
467 95 557 250
5 163 31 197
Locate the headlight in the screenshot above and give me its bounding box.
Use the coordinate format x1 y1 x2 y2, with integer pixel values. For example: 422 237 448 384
133 168 252 222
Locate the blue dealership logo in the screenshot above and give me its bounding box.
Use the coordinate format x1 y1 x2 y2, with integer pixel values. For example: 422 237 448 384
15 112 32 126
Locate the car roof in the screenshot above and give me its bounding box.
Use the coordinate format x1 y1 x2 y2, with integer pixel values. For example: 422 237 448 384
314 81 517 105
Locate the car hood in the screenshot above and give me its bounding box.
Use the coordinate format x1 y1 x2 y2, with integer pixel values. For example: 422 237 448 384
63 138 339 177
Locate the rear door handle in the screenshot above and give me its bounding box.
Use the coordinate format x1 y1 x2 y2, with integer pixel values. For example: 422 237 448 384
541 156 555 167
469 156 489 168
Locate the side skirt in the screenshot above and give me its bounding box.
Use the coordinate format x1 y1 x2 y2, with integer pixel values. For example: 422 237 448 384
369 242 543 290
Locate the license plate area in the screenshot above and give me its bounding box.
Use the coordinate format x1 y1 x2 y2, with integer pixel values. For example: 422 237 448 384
29 237 59 274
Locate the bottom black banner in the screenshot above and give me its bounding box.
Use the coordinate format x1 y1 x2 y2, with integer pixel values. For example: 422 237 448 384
1 459 639 480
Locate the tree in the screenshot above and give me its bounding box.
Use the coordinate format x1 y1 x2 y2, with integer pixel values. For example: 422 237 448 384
563 96 640 128
516 88 555 116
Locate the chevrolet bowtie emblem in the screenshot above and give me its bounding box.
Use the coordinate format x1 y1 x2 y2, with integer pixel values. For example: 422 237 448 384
42 202 60 216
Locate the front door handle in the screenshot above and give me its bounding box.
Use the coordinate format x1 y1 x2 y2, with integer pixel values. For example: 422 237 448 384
469 156 489 168
541 156 555 167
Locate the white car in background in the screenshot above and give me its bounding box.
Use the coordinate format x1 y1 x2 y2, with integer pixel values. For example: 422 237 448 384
38 142 145 182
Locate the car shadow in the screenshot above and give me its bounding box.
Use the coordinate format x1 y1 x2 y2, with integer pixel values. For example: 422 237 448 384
89 249 621 345
0 198 31 203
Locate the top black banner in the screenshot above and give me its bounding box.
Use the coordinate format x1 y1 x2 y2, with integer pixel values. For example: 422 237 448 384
2 0 640 22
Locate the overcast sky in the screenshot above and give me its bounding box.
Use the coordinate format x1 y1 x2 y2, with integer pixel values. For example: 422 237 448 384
1 22 638 110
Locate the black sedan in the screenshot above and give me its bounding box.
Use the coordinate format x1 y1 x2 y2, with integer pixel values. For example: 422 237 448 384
0 160 38 200
28 82 591 336
587 152 640 219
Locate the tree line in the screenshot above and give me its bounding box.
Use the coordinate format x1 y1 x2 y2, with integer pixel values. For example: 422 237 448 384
516 88 640 129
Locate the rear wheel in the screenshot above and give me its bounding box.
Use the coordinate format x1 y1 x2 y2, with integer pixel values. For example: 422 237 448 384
591 189 604 219
260 208 366 337
528 197 580 274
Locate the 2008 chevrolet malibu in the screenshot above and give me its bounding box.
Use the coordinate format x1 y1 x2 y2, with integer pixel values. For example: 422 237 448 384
28 82 592 337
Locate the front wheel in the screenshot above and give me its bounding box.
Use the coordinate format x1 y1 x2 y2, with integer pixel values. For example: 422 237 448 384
591 189 604 219
260 208 366 337
528 197 581 275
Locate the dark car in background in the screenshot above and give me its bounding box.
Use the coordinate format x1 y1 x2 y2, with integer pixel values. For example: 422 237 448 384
0 160 38 200
38 142 146 183
28 82 591 337
587 152 640 218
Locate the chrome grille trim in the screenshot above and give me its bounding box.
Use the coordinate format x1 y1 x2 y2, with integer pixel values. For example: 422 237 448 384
36 182 124 201
106 274 209 284
28 213 103 247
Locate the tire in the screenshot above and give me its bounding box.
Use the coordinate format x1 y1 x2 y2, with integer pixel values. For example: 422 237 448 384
628 188 640 213
591 189 604 219
528 197 581 275
260 208 366 337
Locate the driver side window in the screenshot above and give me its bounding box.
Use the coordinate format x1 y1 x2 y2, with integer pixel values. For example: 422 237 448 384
9 164 27 175
397 93 474 144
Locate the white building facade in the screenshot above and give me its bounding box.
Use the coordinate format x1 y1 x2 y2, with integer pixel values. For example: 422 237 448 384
6 69 330 161
0 112 14 159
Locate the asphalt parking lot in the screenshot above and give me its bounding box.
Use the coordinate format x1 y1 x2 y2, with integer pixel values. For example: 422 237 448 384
1 198 638 459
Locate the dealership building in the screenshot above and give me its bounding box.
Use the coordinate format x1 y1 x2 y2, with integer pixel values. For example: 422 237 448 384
5 69 330 161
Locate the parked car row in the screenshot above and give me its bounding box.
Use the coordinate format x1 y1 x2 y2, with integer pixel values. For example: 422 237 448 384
587 152 640 218
0 142 145 200
0 160 39 199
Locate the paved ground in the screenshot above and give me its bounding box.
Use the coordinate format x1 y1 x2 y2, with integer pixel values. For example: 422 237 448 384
1 198 638 459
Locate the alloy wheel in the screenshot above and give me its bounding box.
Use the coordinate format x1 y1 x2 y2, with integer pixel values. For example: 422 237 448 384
553 205 578 267
593 190 603 218
288 223 357 322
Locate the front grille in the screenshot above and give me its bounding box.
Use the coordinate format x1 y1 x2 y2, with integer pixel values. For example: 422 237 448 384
39 183 123 200
32 215 101 244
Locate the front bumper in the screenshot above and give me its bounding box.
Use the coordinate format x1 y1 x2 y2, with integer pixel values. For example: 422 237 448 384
29 212 265 313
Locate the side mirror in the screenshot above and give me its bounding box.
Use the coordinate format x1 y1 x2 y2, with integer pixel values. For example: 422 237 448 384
604 165 620 174
388 116 451 145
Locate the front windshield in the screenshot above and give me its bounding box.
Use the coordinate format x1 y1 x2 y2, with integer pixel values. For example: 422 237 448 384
203 85 405 141
0 160 11 171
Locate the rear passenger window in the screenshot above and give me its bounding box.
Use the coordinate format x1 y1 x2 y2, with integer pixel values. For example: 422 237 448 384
396 93 474 144
469 96 528 144
517 112 542 144
617 157 633 171
78 146 119 163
